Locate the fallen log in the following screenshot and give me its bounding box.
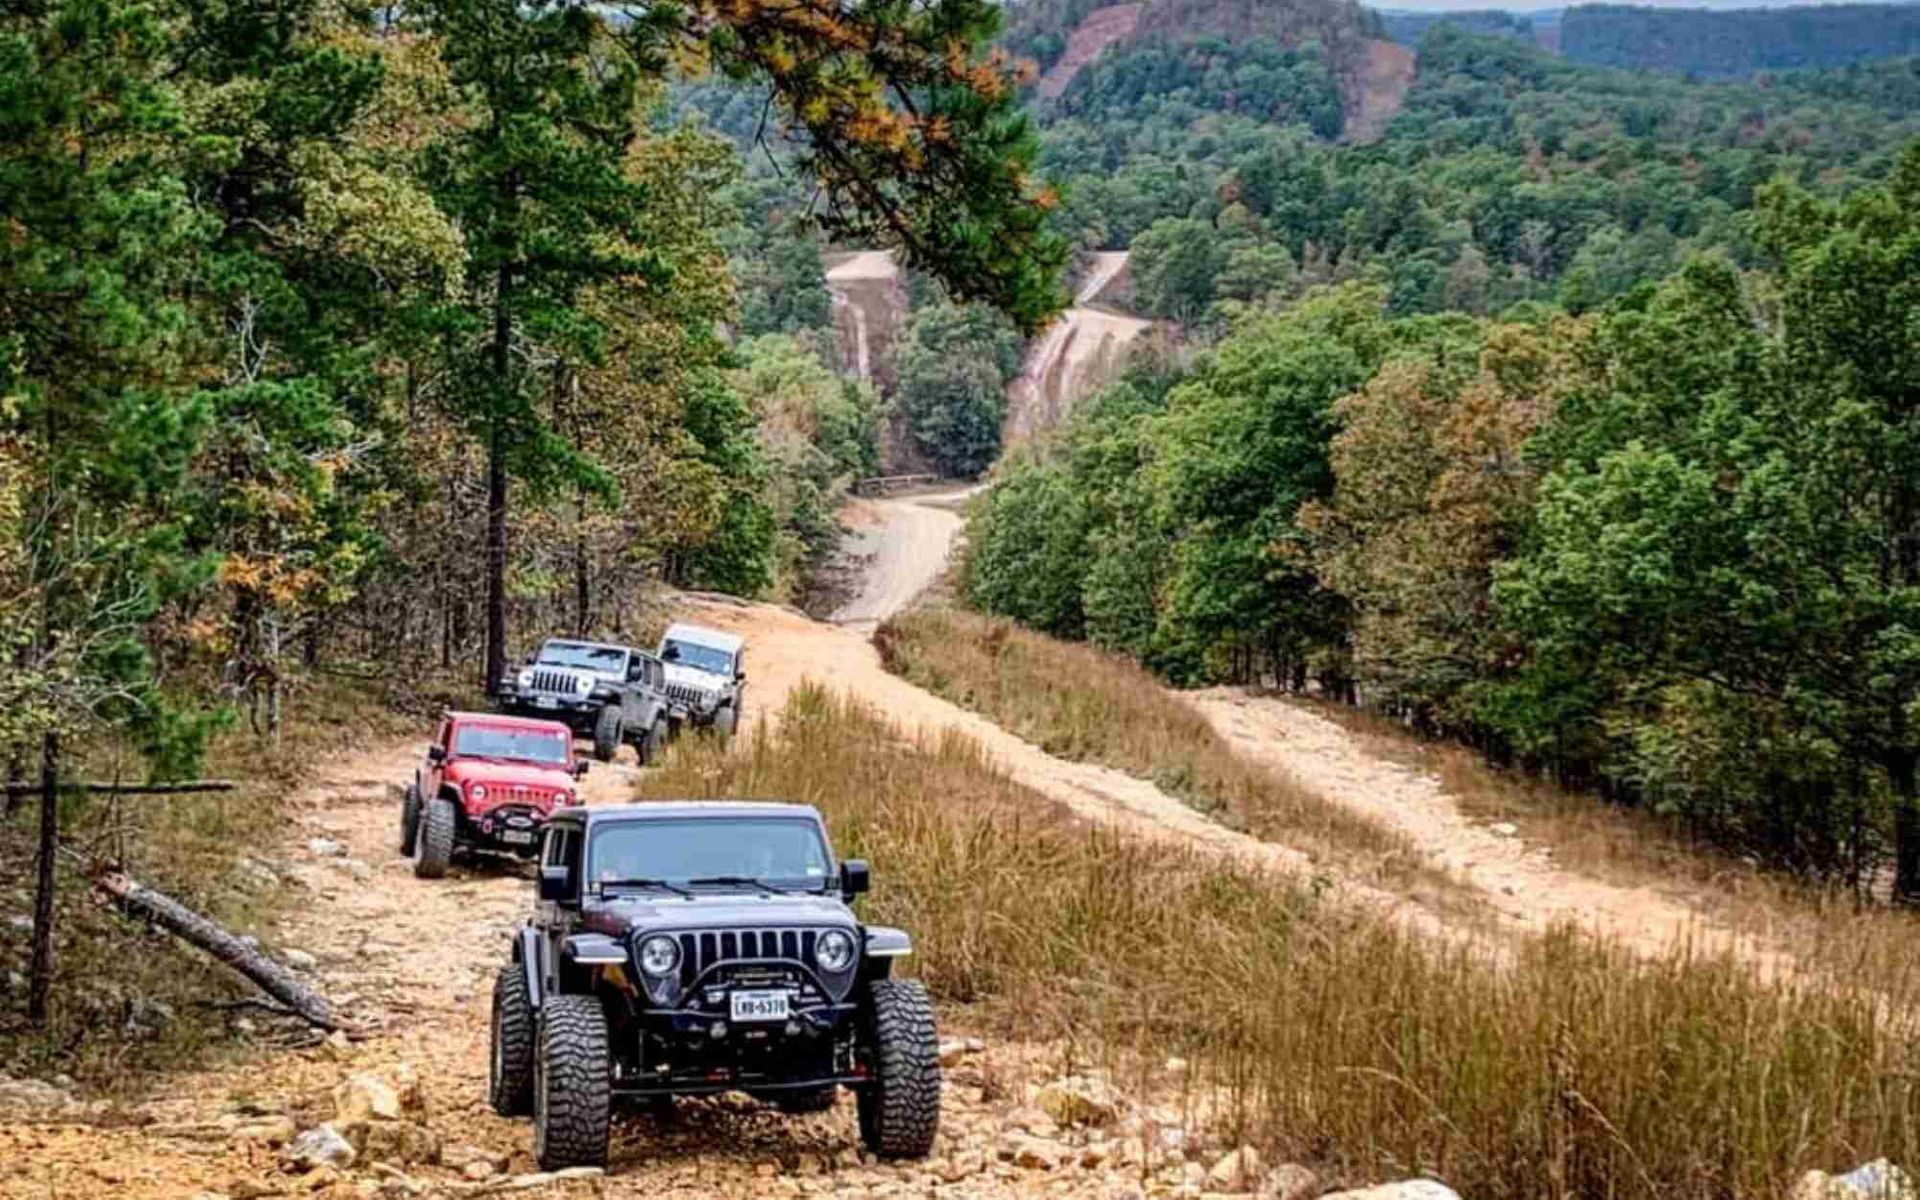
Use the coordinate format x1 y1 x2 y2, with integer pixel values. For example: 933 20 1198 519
92 871 337 1030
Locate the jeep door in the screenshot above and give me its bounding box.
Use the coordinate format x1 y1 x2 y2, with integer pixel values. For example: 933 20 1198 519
620 653 648 727
424 717 453 798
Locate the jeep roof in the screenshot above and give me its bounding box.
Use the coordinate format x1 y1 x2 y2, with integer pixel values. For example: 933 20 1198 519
445 710 574 738
546 800 820 831
537 637 631 655
660 623 744 655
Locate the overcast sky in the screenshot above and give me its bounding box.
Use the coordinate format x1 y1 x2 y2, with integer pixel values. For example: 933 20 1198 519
1380 0 1918 12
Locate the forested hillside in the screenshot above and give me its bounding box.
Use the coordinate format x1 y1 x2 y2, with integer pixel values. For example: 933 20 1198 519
1561 3 1920 76
0 0 1063 1041
1036 26 1918 319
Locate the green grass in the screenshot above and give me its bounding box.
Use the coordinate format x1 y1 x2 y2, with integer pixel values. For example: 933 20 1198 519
876 607 1420 875
651 685 1920 1200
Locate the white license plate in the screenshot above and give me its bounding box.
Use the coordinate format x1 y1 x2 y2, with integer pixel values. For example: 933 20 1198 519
499 829 535 845
729 990 790 1022
533 696 557 709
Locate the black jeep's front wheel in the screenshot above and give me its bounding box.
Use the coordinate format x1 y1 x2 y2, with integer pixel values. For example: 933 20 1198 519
533 994 611 1170
591 707 622 764
489 964 533 1116
398 784 422 857
413 796 455 879
855 979 941 1159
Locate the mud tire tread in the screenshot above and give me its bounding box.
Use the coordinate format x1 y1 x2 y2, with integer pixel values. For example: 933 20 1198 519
533 994 610 1170
489 964 534 1116
413 796 455 879
856 979 940 1159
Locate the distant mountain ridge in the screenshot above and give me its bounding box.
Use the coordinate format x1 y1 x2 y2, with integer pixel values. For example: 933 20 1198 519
1557 3 1920 76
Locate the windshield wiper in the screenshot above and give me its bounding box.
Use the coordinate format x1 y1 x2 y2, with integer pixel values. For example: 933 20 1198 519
686 875 791 896
599 877 693 899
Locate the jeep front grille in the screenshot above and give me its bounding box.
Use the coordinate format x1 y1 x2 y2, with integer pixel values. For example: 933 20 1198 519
676 928 819 986
529 668 583 695
666 682 713 708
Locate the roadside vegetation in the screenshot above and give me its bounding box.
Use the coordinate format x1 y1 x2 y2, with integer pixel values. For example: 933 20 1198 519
652 685 1920 1200
876 607 1416 869
962 149 1920 900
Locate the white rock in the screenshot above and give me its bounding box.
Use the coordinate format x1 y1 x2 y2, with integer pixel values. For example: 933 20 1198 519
937 1037 985 1068
1488 822 1519 838
282 1123 356 1170
1320 1181 1460 1200
281 949 318 972
1793 1162 1917 1200
7 914 33 933
305 837 345 857
1265 1162 1321 1200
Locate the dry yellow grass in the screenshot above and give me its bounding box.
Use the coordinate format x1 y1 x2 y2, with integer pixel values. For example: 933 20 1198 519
651 685 1920 1200
876 608 1420 875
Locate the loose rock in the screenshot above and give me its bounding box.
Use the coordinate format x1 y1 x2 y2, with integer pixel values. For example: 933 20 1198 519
1793 1162 1917 1200
281 949 318 972
1320 1181 1461 1200
1210 1146 1265 1192
282 1124 356 1171
1265 1163 1320 1200
1035 1075 1120 1128
333 1072 402 1123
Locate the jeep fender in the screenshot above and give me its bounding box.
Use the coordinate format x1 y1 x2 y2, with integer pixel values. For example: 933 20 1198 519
563 933 628 967
863 926 912 959
514 927 551 1011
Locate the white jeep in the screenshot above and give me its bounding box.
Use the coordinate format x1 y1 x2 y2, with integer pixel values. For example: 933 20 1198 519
658 623 747 740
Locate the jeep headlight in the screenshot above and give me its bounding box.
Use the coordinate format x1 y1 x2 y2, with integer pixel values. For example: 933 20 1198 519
814 929 855 973
515 669 532 690
574 675 594 696
638 935 680 977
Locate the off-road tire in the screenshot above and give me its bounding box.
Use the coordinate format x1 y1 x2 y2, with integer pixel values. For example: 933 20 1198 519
489 965 534 1116
413 796 455 879
398 784 422 857
639 717 666 766
533 994 610 1170
775 1086 838 1114
591 707 622 764
712 704 738 740
855 979 940 1159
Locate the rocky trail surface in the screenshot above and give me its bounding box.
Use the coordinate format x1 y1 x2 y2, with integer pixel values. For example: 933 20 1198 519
1 488 1805 1199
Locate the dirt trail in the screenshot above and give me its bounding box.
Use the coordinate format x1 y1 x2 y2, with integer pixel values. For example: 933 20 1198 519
824 250 904 386
1189 690 1785 966
830 487 975 634
1343 40 1416 144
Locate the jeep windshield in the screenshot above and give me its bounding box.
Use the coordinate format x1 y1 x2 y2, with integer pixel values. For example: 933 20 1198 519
535 642 628 674
659 639 732 676
453 724 570 765
588 818 831 893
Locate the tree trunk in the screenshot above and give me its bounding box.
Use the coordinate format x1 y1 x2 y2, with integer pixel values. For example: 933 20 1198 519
483 263 512 696
93 871 336 1029
574 534 590 636
28 732 57 1026
1893 749 1919 903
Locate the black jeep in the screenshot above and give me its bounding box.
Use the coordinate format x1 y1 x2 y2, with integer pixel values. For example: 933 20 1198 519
489 803 940 1170
494 638 673 764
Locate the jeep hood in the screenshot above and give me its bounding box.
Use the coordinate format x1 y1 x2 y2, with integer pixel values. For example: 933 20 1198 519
583 892 854 935
445 760 573 790
663 662 728 690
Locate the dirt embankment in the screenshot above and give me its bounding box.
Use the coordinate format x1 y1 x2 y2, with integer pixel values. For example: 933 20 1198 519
1343 39 1416 144
1004 253 1152 446
1036 4 1144 100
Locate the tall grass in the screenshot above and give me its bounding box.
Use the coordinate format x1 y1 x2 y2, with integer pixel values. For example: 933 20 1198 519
651 686 1920 1200
876 607 1415 870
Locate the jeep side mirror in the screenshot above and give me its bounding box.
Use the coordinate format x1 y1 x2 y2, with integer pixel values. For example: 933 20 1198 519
427 745 446 764
735 670 747 683
572 758 590 779
539 863 575 903
840 859 870 897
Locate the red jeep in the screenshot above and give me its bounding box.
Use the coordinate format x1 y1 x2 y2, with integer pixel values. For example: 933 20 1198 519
399 712 587 879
